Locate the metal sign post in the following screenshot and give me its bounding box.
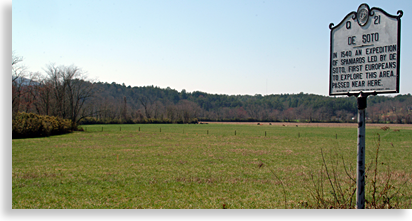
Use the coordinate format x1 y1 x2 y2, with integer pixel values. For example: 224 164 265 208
329 4 402 209
356 92 367 209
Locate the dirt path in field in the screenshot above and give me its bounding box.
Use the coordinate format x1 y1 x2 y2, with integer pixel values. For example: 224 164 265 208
200 121 412 129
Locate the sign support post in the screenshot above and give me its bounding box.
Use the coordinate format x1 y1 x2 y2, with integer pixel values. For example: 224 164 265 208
356 92 367 209
352 91 375 208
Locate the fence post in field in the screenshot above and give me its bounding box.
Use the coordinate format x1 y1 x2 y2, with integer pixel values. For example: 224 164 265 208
265 131 266 137
207 130 209 135
139 127 140 132
235 130 236 136
102 127 103 132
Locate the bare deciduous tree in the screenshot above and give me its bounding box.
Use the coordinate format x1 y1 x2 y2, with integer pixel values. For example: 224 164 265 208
136 94 154 119
44 64 96 128
12 52 26 117
12 52 40 118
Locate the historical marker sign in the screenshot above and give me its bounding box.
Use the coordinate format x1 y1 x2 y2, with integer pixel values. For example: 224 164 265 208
329 4 403 95
329 4 403 209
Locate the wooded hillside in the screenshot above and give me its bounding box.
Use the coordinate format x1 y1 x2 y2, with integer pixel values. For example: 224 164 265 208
14 78 412 125
12 54 412 125
86 82 412 124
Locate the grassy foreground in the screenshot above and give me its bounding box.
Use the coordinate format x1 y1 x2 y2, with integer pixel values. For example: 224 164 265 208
12 123 412 208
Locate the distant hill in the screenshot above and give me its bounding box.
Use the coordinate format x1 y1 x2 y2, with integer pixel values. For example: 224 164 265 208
13 76 412 124
12 76 39 86
85 81 412 124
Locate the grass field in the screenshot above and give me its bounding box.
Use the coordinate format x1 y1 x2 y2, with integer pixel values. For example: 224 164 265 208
12 123 412 208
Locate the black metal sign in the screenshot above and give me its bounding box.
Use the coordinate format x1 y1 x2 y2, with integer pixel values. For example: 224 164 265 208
329 4 403 96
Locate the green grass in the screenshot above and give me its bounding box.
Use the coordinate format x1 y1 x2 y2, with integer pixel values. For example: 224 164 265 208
12 123 412 208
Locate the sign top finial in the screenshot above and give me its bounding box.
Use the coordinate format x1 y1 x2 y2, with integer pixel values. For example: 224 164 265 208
357 4 370 26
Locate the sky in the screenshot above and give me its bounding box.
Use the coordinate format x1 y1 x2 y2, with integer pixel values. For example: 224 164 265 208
11 0 412 96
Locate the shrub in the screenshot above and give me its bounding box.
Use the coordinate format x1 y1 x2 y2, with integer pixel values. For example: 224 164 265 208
12 112 73 139
381 126 390 131
303 133 408 209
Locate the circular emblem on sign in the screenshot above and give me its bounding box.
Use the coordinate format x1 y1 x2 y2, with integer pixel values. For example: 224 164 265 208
357 4 369 26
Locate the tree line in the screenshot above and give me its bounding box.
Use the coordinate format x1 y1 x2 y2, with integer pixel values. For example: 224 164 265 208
12 53 412 126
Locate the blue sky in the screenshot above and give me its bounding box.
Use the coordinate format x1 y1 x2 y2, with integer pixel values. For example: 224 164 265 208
11 0 412 96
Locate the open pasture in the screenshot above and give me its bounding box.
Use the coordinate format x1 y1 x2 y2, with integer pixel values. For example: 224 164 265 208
12 123 412 208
